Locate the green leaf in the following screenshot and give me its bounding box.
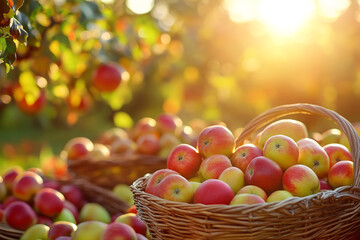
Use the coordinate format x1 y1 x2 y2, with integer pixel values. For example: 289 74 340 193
9 18 28 44
0 36 6 53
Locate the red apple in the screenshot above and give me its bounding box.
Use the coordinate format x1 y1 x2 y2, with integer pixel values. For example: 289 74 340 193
199 154 232 180
237 185 268 201
12 171 43 201
101 222 137 240
136 233 148 240
156 113 183 135
179 125 198 147
34 188 65 218
197 125 235 158
126 205 137 215
4 201 37 230
2 196 20 209
230 193 265 205
282 164 320 197
245 156 283 195
48 221 77 240
167 144 202 179
92 62 122 92
328 160 354 189
145 169 179 195
2 167 22 191
60 184 85 209
131 117 159 141
115 213 147 236
156 174 194 203
323 143 353 168
64 137 94 161
230 143 263 172
193 179 234 205
37 215 53 226
319 178 332 191
136 133 160 155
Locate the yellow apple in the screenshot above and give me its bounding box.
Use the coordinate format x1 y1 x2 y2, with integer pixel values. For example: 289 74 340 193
236 185 267 201
266 190 293 203
230 193 265 205
218 167 245 194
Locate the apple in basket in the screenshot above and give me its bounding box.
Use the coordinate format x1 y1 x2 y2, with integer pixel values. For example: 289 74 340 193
244 156 283 195
199 154 232 180
64 137 94 160
156 174 194 203
282 164 320 197
230 143 263 173
230 193 265 205
266 190 293 203
48 221 77 240
323 143 353 168
20 224 49 240
12 171 43 202
4 201 38 230
136 133 160 155
145 169 179 195
193 179 234 205
197 125 235 158
327 160 354 189
34 188 65 218
218 167 245 194
237 185 268 201
297 138 330 179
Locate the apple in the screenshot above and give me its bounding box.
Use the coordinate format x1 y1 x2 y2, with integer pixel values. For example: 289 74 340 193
197 125 235 158
145 169 179 195
328 160 354 189
136 133 160 155
4 201 38 230
90 143 110 160
199 154 232 180
136 233 148 240
297 138 330 179
42 179 61 191
92 62 122 92
167 144 202 179
187 175 203 183
79 203 111 223
237 185 267 201
126 205 137 215
60 184 85 209
63 200 79 222
258 119 308 149
283 164 320 197
156 174 194 203
189 181 201 193
101 222 137 240
15 87 47 115
0 176 7 202
99 127 129 145
323 143 353 168
179 125 198 147
230 143 262 173
266 190 293 203
110 138 137 155
48 221 77 240
244 156 283 195
115 213 147 236
156 113 183 135
2 166 22 191
37 215 53 226
71 221 107 240
319 128 341 146
67 91 92 112
193 179 234 205
12 171 43 201
64 137 94 161
2 195 20 209
218 167 245 194
20 224 49 240
319 179 332 191
131 117 158 141
113 183 134 205
54 208 77 224
263 134 299 171
230 193 265 205
34 188 65 218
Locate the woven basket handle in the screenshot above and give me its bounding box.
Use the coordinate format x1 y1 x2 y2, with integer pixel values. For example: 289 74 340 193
235 103 360 187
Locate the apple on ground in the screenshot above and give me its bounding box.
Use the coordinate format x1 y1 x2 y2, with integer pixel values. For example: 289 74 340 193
266 190 293 203
323 143 353 168
167 144 202 179
145 169 179 195
218 167 245 194
230 193 265 205
92 62 123 92
115 213 147 236
48 221 77 240
230 143 262 173
193 179 234 205
34 188 65 218
257 119 308 149
237 185 267 201
4 201 38 230
12 171 43 201
197 125 235 158
263 134 299 171
101 222 137 240
328 160 354 189
244 156 283 195
297 138 330 179
282 164 320 197
136 133 160 155
199 154 232 180
79 203 111 223
64 137 94 161
20 224 49 240
156 174 194 203
71 221 107 240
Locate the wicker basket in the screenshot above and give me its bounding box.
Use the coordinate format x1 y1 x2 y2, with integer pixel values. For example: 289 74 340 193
67 154 167 190
130 103 360 240
0 177 130 240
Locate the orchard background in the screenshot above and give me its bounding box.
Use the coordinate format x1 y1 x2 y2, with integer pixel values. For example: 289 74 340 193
1 0 360 172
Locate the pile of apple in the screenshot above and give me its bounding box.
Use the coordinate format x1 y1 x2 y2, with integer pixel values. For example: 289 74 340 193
144 119 354 205
63 113 208 163
0 167 150 240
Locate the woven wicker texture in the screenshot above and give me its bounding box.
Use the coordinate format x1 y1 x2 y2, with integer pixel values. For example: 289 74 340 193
131 103 360 240
67 154 167 189
0 177 129 240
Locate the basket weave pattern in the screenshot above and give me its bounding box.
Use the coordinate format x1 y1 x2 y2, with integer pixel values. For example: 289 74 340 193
131 103 360 240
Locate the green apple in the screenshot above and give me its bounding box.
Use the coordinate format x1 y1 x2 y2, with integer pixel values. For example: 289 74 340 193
113 184 134 205
79 203 111 223
71 221 107 240
20 224 49 240
54 208 76 224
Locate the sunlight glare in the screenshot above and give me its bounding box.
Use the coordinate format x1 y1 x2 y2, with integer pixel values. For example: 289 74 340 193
126 0 154 15
318 0 350 21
